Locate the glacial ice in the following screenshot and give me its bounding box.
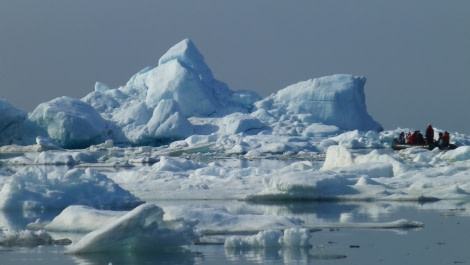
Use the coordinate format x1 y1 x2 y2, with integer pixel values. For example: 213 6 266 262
0 38 381 148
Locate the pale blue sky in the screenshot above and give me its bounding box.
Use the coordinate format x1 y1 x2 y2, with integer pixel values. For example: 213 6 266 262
1 1 469 133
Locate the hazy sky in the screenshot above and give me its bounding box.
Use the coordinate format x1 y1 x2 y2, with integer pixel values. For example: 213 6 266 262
1 1 469 133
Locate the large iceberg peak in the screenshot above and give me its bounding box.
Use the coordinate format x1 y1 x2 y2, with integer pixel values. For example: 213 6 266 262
144 59 218 115
80 39 260 147
158 38 214 82
145 39 258 117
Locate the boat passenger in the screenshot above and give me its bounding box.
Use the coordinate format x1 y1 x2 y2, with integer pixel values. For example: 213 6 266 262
416 131 425 145
405 132 411 144
441 131 450 148
409 131 416 144
398 132 405 144
425 124 434 146
437 132 443 145
410 131 423 145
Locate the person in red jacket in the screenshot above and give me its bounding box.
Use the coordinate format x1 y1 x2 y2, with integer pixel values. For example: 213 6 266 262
442 131 450 147
409 131 416 145
409 130 424 145
425 124 434 146
437 131 450 148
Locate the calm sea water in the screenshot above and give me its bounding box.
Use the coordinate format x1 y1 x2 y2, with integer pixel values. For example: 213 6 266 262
2 200 470 265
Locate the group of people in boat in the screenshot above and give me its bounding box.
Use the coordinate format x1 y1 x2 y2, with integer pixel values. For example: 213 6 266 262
397 124 450 149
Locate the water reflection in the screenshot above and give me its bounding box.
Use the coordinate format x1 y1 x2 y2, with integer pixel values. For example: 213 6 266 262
225 248 283 263
247 200 470 224
224 246 331 264
1 199 470 264
0 208 62 231
69 248 197 265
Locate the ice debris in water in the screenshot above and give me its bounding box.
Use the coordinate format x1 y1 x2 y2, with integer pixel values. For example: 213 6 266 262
224 228 311 249
0 228 70 247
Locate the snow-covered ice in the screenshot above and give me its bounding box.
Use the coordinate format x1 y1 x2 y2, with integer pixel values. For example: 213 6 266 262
0 167 143 211
0 39 470 255
64 203 197 254
224 228 311 249
0 38 380 148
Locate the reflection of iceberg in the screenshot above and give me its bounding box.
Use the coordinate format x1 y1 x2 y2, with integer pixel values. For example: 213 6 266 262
250 201 360 223
69 248 195 265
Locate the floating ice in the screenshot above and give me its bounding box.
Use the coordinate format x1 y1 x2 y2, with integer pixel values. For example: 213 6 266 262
65 203 197 254
163 205 305 235
224 230 283 249
0 167 143 211
0 228 55 247
45 205 126 232
27 96 110 149
224 228 311 249
2 38 470 258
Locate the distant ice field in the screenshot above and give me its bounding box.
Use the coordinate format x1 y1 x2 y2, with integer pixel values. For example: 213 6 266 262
1 39 470 262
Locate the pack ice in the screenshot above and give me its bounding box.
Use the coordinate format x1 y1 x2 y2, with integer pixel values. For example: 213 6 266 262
5 39 467 254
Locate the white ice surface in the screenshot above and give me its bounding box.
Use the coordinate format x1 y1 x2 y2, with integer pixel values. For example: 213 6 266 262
1 39 470 252
0 127 468 251
65 203 196 254
1 39 381 148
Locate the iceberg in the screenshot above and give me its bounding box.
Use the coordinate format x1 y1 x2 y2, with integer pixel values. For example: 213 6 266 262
145 59 218 116
0 99 27 146
224 228 311 249
0 229 57 247
0 167 143 211
0 38 382 149
27 96 111 149
5 38 468 260
45 205 126 232
254 74 383 133
81 39 262 146
65 203 196 254
144 99 193 144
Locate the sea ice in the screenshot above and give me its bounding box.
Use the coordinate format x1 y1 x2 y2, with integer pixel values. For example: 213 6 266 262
0 167 143 211
224 228 311 249
27 96 110 149
2 38 470 256
65 203 196 254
